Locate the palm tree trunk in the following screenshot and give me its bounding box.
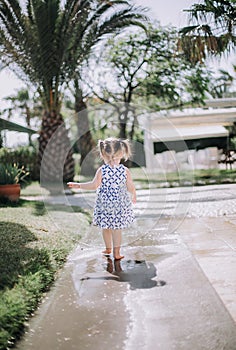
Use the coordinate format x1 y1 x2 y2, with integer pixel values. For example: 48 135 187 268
119 90 133 139
119 106 129 139
25 105 32 145
74 83 96 175
119 117 127 139
129 114 137 141
38 110 74 192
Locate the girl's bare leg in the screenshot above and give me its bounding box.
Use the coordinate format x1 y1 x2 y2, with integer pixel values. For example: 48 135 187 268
102 229 112 254
112 229 124 260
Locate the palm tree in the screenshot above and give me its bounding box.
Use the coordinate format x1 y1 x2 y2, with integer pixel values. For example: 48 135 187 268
179 0 236 63
0 0 147 188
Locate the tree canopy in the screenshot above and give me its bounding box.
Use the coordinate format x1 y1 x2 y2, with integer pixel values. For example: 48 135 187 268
84 23 214 138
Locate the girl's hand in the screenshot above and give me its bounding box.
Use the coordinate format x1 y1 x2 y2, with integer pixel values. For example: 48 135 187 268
132 194 136 205
67 182 80 188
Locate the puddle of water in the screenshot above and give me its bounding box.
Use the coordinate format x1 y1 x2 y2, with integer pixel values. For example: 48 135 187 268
80 258 167 290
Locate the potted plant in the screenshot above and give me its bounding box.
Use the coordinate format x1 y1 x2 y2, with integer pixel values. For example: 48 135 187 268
0 163 29 202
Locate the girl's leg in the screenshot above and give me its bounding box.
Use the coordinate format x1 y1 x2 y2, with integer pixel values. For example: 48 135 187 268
112 229 124 260
102 229 112 254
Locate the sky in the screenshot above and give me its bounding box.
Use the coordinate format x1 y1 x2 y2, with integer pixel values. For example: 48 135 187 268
134 0 196 27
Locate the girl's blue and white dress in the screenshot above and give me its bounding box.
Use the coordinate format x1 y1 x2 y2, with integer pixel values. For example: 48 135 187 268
93 164 135 229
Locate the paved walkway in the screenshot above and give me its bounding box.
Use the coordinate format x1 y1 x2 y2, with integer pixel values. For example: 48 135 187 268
17 184 236 350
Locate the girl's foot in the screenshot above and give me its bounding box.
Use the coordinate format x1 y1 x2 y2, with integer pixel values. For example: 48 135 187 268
113 247 124 260
114 255 124 260
102 248 112 255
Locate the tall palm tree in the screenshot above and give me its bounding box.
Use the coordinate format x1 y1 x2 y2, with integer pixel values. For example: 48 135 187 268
0 0 147 187
179 0 236 63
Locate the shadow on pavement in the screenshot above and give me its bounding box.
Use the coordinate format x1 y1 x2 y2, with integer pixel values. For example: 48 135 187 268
81 258 166 290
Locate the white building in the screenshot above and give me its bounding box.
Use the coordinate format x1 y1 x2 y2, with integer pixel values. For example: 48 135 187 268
141 99 236 173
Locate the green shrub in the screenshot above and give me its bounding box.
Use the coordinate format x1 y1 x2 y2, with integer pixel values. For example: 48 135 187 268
229 137 236 150
0 163 29 185
0 146 39 181
0 329 9 350
0 267 55 350
0 288 28 349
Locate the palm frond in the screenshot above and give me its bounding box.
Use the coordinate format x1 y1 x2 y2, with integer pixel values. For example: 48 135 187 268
0 1 24 48
185 0 236 24
97 7 148 36
180 0 236 61
0 0 148 110
59 1 148 82
179 25 200 35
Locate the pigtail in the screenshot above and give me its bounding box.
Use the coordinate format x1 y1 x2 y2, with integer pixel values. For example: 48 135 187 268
98 139 105 158
121 139 132 161
99 138 112 160
98 139 104 150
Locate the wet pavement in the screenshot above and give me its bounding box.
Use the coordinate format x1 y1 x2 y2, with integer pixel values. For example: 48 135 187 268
18 183 236 350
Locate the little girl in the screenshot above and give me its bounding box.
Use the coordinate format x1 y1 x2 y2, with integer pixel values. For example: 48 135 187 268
67 137 136 260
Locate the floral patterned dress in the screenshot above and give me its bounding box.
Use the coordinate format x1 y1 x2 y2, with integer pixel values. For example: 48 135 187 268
93 164 135 229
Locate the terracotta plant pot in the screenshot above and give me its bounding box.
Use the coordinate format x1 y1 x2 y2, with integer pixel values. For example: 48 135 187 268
0 184 21 202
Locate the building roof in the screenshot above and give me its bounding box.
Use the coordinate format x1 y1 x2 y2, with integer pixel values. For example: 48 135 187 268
204 98 236 108
0 118 37 135
142 107 236 128
150 125 229 142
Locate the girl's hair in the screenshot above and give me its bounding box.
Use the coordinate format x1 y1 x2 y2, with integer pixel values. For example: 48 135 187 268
98 137 132 161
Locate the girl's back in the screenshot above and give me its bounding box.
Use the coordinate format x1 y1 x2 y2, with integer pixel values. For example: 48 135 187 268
93 163 134 229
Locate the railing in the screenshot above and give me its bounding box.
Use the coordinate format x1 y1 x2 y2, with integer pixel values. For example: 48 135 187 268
218 150 236 170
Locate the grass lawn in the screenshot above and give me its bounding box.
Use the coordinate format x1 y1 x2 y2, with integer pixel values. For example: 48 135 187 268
0 192 91 350
130 167 236 188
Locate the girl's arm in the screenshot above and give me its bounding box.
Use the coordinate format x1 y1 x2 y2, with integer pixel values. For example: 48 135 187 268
126 168 136 204
67 168 102 191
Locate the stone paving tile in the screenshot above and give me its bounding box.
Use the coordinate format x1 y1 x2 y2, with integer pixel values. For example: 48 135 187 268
176 216 236 323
